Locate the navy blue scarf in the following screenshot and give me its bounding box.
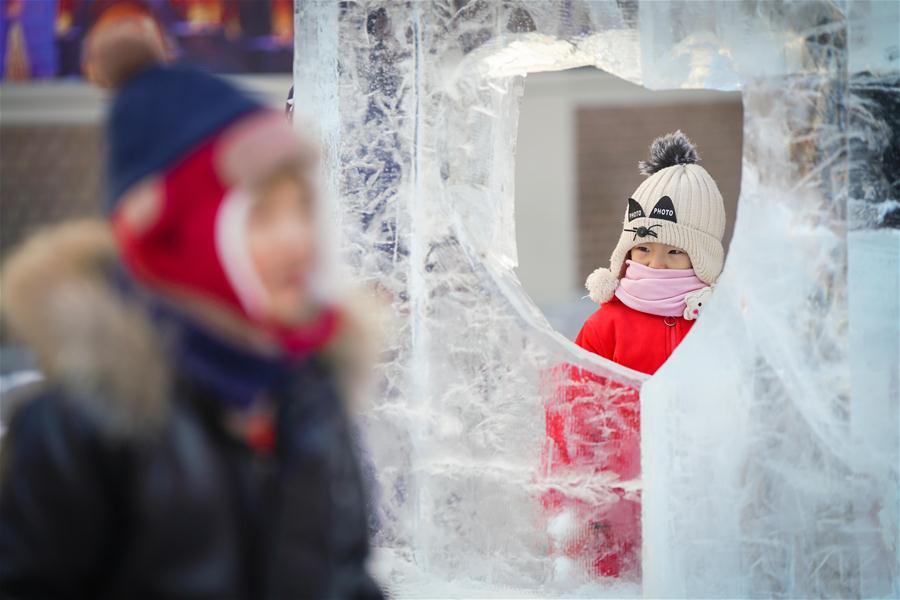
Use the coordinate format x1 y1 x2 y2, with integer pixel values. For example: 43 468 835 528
164 309 297 410
113 266 299 411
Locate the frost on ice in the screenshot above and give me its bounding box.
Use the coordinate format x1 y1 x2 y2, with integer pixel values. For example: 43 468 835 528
293 1 899 597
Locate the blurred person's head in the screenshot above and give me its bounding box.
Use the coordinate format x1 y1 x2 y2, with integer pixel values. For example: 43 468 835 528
96 27 330 356
246 165 318 326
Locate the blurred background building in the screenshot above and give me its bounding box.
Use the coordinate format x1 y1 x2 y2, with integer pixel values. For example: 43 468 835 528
0 2 742 357
0 0 293 382
1 0 292 81
0 0 293 251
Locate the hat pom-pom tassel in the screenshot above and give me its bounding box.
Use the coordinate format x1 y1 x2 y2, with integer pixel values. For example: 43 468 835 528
585 268 619 304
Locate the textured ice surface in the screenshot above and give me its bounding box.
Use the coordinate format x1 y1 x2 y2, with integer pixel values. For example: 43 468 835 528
294 1 899 597
639 2 899 597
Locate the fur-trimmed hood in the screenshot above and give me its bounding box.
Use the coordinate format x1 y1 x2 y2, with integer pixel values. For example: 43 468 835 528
1 220 379 438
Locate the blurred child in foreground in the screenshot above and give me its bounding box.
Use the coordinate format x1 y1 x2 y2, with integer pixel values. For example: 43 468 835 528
0 12 382 599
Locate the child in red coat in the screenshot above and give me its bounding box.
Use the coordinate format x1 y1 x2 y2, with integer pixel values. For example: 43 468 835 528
580 130 726 374
544 131 727 580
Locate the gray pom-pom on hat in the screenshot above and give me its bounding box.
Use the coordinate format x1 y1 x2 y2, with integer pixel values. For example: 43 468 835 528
638 130 700 176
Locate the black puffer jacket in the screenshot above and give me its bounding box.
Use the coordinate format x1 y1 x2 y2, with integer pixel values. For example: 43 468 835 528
0 222 382 599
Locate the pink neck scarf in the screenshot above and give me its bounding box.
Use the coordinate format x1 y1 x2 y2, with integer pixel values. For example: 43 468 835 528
614 260 706 317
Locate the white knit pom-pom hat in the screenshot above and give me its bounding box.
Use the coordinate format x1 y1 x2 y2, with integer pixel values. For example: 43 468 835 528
586 131 727 305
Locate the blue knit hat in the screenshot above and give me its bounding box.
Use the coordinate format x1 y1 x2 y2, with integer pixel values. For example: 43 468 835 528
105 64 262 213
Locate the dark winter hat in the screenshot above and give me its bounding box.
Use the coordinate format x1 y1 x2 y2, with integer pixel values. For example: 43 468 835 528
106 64 262 212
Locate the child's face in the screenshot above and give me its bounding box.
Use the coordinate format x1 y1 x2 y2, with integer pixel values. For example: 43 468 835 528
630 242 692 269
247 171 317 326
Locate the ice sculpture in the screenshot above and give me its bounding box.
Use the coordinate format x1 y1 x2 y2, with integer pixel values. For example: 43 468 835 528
294 1 899 597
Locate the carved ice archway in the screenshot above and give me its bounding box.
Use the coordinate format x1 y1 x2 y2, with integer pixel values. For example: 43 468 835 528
295 2 898 597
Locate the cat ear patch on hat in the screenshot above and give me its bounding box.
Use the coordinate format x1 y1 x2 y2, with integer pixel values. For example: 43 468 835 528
626 198 646 222
649 195 677 223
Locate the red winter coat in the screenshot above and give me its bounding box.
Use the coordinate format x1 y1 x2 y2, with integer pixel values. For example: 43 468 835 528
576 296 695 376
541 297 694 579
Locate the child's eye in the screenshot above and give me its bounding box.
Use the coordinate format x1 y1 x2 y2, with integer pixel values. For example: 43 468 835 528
635 246 650 253
668 249 684 255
